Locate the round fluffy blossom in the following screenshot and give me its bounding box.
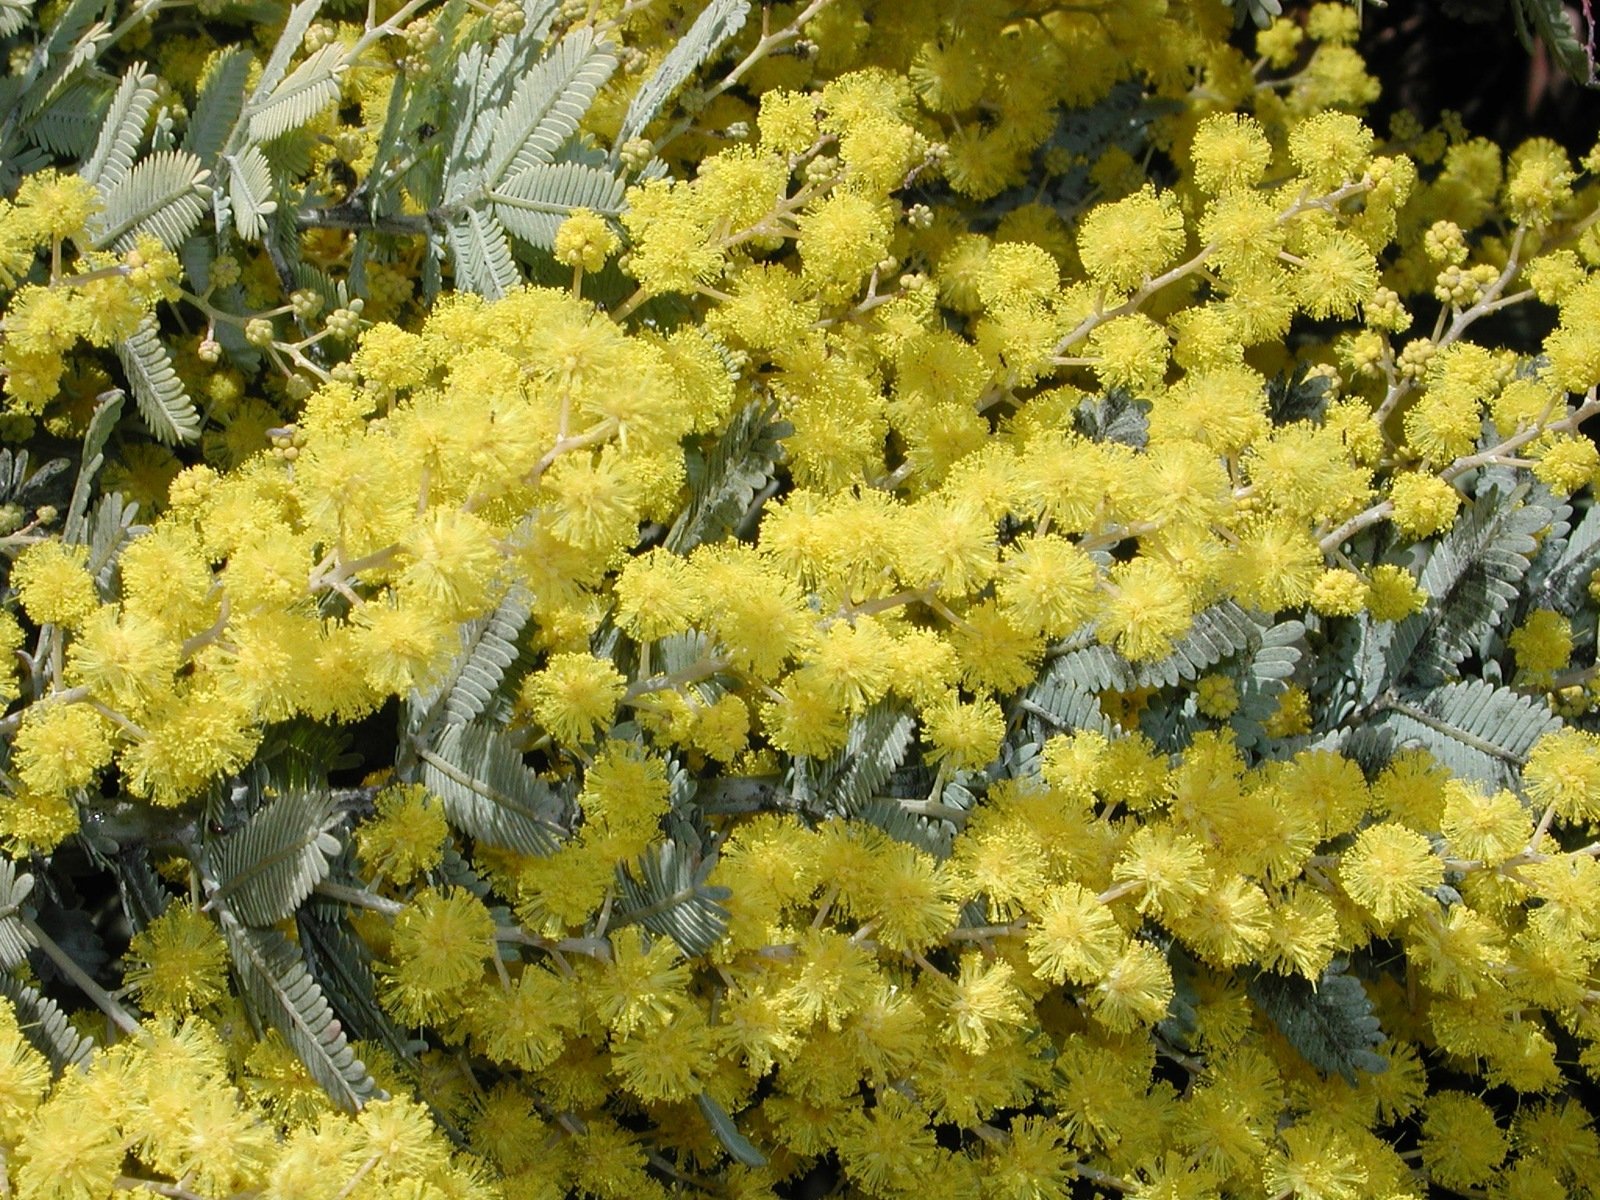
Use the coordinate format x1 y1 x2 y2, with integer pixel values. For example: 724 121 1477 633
1366 564 1428 621
1309 569 1368 617
1026 883 1124 984
1287 111 1374 192
1388 472 1461 539
921 692 1004 772
10 540 99 629
1340 822 1442 925
357 783 450 884
123 903 232 1017
1421 1092 1509 1190
1509 609 1573 675
554 209 621 273
1190 113 1272 195
1077 187 1186 293
10 701 114 798
521 653 627 745
1522 728 1600 823
380 887 496 1023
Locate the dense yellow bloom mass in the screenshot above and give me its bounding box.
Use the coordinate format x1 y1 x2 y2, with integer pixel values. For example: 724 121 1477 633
3 0 1600 1196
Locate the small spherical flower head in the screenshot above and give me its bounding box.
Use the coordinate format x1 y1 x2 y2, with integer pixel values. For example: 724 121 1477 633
1423 220 1468 266
1441 779 1531 864
1257 17 1304 67
1531 433 1599 496
1087 938 1173 1032
1388 471 1461 540
1523 727 1600 823
1421 1093 1509 1190
1288 111 1374 193
380 886 496 1022
1189 113 1271 195
1306 2 1360 43
976 241 1059 313
1293 229 1378 320
1309 568 1368 617
358 783 450 884
1088 312 1170 395
11 540 99 629
1077 187 1186 293
1098 556 1193 662
520 652 626 746
554 208 620 273
1026 882 1124 985
1365 564 1428 621
124 902 231 1017
13 169 101 242
1340 822 1442 926
11 700 114 798
1505 137 1575 228
1194 672 1239 719
920 692 1004 773
1509 609 1574 676
244 316 275 348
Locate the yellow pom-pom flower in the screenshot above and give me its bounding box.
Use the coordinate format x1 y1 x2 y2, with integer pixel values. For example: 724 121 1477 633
123 903 232 1017
1339 822 1442 926
521 652 626 745
10 540 99 629
1076 187 1186 293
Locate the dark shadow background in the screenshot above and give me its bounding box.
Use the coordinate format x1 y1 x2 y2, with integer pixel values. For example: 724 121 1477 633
1355 0 1600 152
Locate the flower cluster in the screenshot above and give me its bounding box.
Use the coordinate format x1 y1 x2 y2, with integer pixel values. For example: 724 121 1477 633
3 1 1600 1198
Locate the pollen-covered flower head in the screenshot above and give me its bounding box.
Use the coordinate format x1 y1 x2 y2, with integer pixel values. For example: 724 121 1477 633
1190 113 1272 195
124 903 231 1017
1077 186 1186 293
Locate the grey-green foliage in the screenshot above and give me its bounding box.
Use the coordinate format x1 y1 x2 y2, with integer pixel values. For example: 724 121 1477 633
1248 961 1388 1083
200 787 342 927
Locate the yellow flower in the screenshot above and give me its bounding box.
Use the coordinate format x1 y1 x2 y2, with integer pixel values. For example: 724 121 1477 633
124 903 231 1017
554 208 621 273
1026 883 1124 985
10 541 99 629
1339 823 1442 926
521 652 626 745
357 783 449 884
1421 1092 1509 1190
1077 187 1186 293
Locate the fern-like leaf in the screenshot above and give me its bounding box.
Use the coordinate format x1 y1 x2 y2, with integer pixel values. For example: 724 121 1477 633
446 585 533 726
419 721 569 854
0 972 95 1071
615 838 731 956
298 902 418 1066
0 0 33 38
201 789 342 927
447 207 521 297
86 491 144 594
27 81 111 158
0 860 34 970
1134 601 1262 688
226 144 278 241
93 148 210 250
1229 619 1304 749
824 705 917 817
81 63 157 190
486 28 616 186
251 0 326 103
492 159 627 248
665 398 787 553
1248 962 1388 1083
1387 488 1550 689
222 918 376 1111
248 42 346 142
183 46 252 169
615 0 749 152
1375 679 1559 788
114 314 202 443
63 389 123 542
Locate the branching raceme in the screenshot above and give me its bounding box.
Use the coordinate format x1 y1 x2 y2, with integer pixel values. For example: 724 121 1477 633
4 1 1600 1199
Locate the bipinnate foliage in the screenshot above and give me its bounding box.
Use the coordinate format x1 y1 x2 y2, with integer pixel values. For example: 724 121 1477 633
7 1 1600 1199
